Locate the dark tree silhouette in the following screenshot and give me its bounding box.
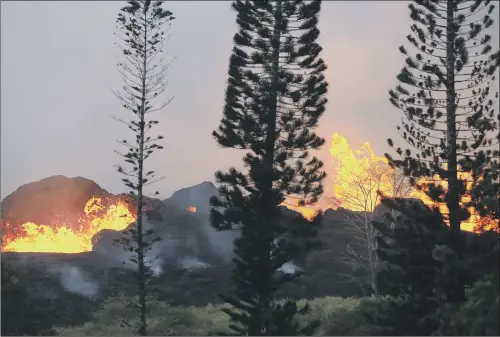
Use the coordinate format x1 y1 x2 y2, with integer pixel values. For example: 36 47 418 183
385 0 499 302
210 0 328 335
111 1 174 335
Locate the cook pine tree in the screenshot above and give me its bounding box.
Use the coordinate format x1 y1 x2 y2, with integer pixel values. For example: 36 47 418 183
210 0 328 335
385 0 499 303
111 1 174 335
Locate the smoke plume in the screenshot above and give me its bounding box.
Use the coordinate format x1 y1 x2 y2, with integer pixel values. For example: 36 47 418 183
58 265 99 297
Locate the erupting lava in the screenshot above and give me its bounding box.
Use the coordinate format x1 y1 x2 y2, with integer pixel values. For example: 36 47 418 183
283 200 321 221
284 132 497 232
1 197 136 253
411 172 498 232
329 132 393 212
2 132 495 253
284 132 393 219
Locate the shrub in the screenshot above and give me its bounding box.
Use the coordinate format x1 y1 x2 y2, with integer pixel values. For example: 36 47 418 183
55 294 389 336
436 273 499 336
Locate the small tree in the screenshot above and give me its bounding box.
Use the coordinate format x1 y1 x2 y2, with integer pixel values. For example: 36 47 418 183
334 165 412 295
210 0 328 335
386 0 500 302
111 1 174 335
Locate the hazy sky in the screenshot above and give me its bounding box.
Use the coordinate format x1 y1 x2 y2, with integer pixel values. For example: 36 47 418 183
1 1 498 200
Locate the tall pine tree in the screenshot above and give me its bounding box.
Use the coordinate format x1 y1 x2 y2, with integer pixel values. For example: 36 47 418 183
210 0 328 335
111 1 174 335
385 0 499 302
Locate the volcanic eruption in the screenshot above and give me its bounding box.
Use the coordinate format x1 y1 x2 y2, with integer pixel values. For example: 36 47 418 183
1 196 136 253
284 132 498 232
0 176 139 253
1 133 496 254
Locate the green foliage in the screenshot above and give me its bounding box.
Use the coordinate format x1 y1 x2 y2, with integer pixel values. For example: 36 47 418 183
435 272 499 336
385 0 500 303
112 0 175 335
210 0 328 335
54 295 388 336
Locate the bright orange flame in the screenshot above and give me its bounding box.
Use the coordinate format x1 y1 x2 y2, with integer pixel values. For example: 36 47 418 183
187 205 197 213
283 200 321 221
281 132 392 220
329 132 393 212
280 132 496 231
411 173 498 232
1 197 136 253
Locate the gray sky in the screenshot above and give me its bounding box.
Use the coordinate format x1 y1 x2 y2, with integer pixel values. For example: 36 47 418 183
1 1 498 200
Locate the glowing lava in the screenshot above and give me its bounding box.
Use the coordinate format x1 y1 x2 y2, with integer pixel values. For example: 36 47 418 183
283 200 321 221
187 205 197 213
411 172 498 232
1 197 136 253
283 132 497 232
329 132 394 212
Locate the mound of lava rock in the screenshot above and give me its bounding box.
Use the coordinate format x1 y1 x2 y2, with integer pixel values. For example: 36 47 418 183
1 176 111 234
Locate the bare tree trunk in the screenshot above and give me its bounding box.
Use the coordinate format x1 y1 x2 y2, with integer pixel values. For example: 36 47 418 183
445 0 464 303
337 165 411 294
365 214 378 295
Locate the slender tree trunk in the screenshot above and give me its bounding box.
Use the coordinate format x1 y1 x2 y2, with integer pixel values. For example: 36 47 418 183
264 0 282 195
365 215 378 295
445 0 464 303
254 2 283 335
136 12 148 336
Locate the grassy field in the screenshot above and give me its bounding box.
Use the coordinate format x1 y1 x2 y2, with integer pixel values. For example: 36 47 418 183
55 295 388 336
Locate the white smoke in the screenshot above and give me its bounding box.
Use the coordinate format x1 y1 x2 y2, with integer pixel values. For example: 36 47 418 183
179 257 210 271
145 255 164 276
59 266 99 297
115 240 165 277
278 262 301 275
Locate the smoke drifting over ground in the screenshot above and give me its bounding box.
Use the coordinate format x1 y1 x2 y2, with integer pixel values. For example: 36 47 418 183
162 181 238 264
179 257 211 271
1 178 302 300
55 265 99 297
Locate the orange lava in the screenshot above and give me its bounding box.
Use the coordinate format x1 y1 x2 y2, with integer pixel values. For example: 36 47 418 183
329 132 394 212
411 172 498 232
283 200 321 221
1 196 136 253
187 205 197 213
283 132 497 232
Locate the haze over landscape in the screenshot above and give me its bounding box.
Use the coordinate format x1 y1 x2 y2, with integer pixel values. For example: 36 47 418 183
0 0 456 199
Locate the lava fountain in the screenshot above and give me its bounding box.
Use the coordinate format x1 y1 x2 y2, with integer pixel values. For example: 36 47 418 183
283 132 497 232
283 132 394 219
1 196 136 253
